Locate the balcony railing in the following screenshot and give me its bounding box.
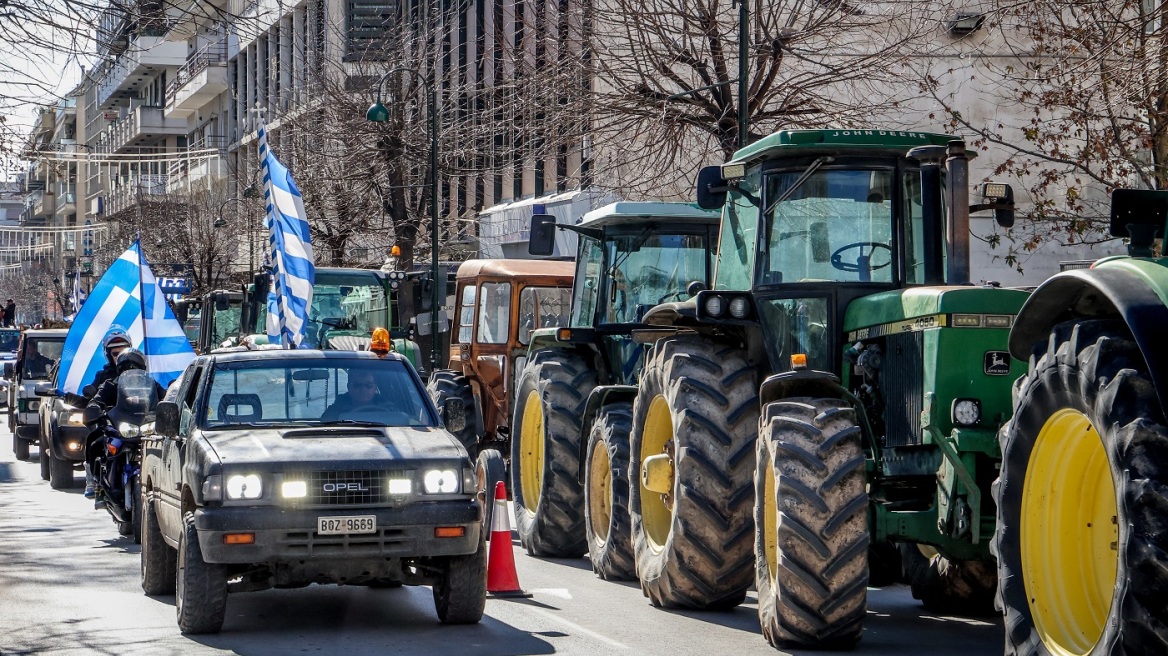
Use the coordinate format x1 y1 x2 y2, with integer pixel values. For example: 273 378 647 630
106 174 170 216
165 41 229 115
95 103 187 153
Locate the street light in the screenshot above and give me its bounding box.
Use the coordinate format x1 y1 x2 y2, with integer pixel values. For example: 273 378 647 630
366 67 441 374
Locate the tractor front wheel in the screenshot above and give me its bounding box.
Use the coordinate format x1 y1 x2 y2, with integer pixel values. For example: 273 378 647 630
996 319 1168 655
584 403 635 581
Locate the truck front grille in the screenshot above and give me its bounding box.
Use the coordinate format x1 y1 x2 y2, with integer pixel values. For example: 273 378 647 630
880 331 924 447
302 470 388 505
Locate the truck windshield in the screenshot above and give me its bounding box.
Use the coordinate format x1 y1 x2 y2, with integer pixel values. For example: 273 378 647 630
761 168 901 285
202 358 437 429
22 338 64 379
0 330 19 353
603 232 711 324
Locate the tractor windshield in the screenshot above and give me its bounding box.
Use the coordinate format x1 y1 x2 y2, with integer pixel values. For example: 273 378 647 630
603 231 711 324
760 168 906 285
255 272 391 349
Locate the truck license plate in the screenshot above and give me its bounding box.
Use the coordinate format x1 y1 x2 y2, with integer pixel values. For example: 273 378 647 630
317 516 377 535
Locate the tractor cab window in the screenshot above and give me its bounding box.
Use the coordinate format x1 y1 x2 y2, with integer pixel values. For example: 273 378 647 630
603 232 710 324
713 167 762 291
477 282 511 344
902 171 946 285
761 168 897 285
457 284 476 344
571 236 603 327
518 286 571 344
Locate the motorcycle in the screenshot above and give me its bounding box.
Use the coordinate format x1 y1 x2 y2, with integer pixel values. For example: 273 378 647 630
81 369 159 542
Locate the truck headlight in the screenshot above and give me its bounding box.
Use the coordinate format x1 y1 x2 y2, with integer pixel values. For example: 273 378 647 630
63 411 86 427
282 480 307 498
952 399 981 427
225 474 263 499
423 469 459 494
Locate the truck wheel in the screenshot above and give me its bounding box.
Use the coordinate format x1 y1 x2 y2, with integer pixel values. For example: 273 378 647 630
141 493 177 595
629 336 757 609
13 431 28 460
755 399 867 649
584 403 636 581
427 370 478 457
511 351 596 557
39 444 50 481
49 453 74 489
433 533 487 624
476 448 506 534
997 319 1168 654
177 511 228 634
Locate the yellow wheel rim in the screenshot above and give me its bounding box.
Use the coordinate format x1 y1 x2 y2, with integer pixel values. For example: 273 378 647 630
519 390 545 513
640 395 674 551
588 438 612 543
763 448 777 585
1021 408 1118 655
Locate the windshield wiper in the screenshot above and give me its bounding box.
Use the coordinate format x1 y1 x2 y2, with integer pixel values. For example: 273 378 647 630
207 421 314 430
763 156 834 217
319 419 387 427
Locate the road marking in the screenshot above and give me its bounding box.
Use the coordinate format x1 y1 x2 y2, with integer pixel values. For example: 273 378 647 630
524 605 630 650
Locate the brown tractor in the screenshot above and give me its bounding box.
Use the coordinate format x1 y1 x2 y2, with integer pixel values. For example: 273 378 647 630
427 259 573 521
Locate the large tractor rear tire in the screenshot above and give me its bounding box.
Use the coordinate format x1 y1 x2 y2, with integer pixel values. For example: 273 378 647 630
511 350 596 557
629 336 757 610
427 370 478 457
755 399 868 649
996 319 1168 655
584 403 635 581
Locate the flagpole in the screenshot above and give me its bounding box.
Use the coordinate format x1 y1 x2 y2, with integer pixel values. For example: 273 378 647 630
134 236 150 365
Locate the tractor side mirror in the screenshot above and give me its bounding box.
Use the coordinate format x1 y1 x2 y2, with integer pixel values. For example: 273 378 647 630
528 214 557 256
810 221 830 263
971 182 1016 228
695 166 728 210
155 400 181 436
214 294 230 312
686 280 708 297
443 398 467 433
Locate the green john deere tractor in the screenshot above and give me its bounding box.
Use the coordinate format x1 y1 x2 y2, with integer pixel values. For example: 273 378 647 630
513 202 719 580
995 189 1168 655
632 129 1024 647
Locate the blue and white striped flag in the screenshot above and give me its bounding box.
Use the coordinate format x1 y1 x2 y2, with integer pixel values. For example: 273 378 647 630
57 241 195 393
258 122 314 348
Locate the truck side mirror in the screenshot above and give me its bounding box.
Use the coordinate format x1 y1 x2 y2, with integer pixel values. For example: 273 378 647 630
528 214 557 256
3 362 12 378
810 221 830 262
443 398 467 433
34 382 57 397
695 166 728 210
155 400 181 436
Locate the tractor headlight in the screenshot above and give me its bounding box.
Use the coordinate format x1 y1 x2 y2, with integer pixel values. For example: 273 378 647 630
952 399 981 427
423 469 459 494
728 296 751 319
225 474 263 500
704 295 726 318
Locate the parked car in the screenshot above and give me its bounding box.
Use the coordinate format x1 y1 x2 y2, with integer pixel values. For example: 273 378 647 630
140 347 484 634
35 361 88 487
9 329 67 460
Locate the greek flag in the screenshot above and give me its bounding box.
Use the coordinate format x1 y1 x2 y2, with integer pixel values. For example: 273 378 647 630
57 241 195 393
258 122 314 348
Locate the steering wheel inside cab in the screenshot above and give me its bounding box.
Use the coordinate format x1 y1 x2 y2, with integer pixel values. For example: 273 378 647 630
830 241 892 282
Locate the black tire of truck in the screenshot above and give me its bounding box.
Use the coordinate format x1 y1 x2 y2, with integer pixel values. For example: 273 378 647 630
141 493 177 595
427 370 479 458
49 452 74 489
476 448 507 534
39 442 50 481
13 431 28 460
511 350 597 557
996 319 1168 655
130 478 143 545
433 532 488 624
584 402 636 581
629 336 758 610
899 543 997 616
176 511 228 634
755 399 868 649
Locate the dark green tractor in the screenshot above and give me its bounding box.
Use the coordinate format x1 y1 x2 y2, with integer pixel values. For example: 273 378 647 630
512 202 719 580
632 129 1024 647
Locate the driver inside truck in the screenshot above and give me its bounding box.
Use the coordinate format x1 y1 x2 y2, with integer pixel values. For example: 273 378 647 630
320 369 383 422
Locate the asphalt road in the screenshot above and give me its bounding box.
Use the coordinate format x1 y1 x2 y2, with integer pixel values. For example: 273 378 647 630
0 430 1004 656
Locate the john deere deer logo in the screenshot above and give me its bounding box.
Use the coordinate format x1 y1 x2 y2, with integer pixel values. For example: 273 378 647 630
984 351 1011 376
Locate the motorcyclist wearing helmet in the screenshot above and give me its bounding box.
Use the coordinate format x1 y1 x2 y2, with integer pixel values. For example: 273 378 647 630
83 329 132 498
86 349 163 507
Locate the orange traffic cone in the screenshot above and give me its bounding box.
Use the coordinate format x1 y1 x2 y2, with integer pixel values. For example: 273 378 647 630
486 480 532 598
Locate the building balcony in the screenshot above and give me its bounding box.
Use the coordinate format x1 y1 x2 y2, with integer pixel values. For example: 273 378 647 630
95 105 188 153
54 183 77 218
95 35 187 109
162 0 229 41
165 43 229 118
30 189 54 219
105 174 171 217
168 139 229 190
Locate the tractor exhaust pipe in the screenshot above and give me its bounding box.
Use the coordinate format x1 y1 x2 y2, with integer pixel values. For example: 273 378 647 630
946 140 971 285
